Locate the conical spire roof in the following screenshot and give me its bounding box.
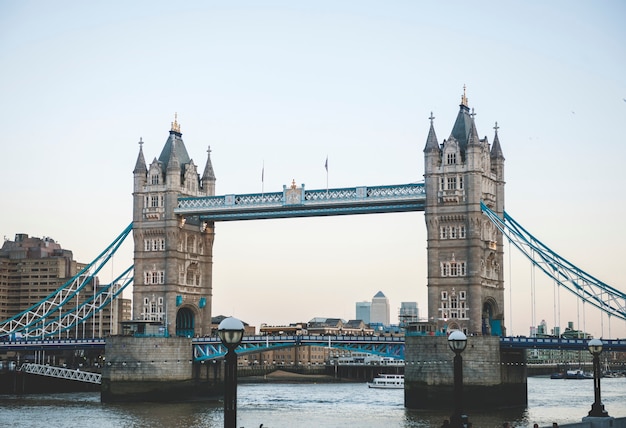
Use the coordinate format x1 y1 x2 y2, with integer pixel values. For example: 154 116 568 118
467 112 481 146
133 138 147 174
202 146 216 181
490 122 505 159
423 112 440 152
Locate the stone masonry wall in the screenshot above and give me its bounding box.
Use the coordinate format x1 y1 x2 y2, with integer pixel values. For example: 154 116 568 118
103 336 192 382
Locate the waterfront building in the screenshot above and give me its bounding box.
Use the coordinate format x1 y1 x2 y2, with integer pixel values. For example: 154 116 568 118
370 291 390 326
0 233 128 337
132 116 216 337
355 301 371 324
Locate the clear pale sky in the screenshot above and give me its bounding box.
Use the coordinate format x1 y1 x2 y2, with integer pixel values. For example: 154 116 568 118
1 1 625 339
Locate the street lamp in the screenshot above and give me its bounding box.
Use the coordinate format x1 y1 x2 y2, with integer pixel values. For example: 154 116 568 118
218 317 245 428
448 330 469 428
587 338 609 417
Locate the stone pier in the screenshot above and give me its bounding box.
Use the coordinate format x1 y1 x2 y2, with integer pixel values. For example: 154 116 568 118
101 336 221 402
404 335 527 409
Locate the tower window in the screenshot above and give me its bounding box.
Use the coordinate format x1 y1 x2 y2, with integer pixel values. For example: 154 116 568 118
447 177 457 190
447 153 457 165
151 174 160 185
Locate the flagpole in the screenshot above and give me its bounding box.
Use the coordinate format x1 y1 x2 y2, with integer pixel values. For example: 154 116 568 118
325 156 328 194
261 160 265 197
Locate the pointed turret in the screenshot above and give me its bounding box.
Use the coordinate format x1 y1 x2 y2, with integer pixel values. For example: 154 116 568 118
423 112 440 153
490 122 505 160
467 112 481 147
201 146 216 196
133 138 147 174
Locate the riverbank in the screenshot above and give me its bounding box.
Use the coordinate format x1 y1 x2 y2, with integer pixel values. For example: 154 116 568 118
240 369 348 383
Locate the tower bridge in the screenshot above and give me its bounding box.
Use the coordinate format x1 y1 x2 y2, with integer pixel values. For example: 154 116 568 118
1 91 625 405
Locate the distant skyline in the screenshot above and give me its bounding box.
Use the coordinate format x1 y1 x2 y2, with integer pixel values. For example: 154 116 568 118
1 1 625 339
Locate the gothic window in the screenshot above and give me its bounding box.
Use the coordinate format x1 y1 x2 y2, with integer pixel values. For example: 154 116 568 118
439 177 445 191
144 270 165 284
447 152 457 165
460 291 466 300
151 174 160 185
144 240 151 251
441 261 467 277
151 196 159 208
441 291 448 300
447 177 457 190
440 226 448 239
459 225 466 238
451 227 457 239
459 176 464 190
186 235 195 253
450 262 458 276
160 239 166 251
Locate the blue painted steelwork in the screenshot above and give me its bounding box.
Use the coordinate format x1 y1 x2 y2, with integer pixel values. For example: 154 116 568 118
175 183 425 221
0 338 106 352
500 336 626 352
481 202 626 322
2 336 625 356
192 335 406 361
0 224 134 338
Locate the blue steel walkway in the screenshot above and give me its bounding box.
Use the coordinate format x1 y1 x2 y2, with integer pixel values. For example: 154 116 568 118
175 182 426 221
2 336 624 361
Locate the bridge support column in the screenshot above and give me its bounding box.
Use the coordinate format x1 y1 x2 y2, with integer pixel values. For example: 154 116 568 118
404 336 527 410
101 336 220 402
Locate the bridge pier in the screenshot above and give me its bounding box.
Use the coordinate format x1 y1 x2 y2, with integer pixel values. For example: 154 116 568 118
404 336 527 410
101 336 222 402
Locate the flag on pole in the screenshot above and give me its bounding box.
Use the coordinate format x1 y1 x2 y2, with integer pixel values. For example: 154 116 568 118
325 156 329 193
261 161 265 195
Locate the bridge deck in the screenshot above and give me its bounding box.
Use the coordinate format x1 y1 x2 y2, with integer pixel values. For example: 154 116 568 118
175 182 426 221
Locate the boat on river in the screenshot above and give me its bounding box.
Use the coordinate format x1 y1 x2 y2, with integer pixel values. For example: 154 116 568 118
565 369 593 379
367 374 404 389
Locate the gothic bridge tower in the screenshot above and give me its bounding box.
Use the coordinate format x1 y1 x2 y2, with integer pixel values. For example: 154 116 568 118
132 115 216 337
423 90 505 336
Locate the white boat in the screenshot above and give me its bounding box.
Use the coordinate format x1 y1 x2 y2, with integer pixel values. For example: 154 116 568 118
367 374 404 389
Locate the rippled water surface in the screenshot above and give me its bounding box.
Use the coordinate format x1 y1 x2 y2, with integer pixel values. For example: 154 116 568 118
0 377 624 427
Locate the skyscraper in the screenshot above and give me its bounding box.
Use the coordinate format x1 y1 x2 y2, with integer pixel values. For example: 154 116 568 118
370 291 390 325
355 301 371 324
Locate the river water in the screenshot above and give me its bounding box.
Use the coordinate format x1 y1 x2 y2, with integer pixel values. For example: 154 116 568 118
0 377 624 428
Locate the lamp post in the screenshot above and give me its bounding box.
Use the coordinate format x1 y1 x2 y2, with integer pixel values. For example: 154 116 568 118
218 317 245 428
587 338 609 417
448 330 468 428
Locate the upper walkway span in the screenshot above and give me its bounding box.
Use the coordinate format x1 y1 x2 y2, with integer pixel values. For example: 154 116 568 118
175 182 426 221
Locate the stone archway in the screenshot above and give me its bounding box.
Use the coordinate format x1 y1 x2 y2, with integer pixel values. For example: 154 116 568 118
175 307 195 337
482 298 502 336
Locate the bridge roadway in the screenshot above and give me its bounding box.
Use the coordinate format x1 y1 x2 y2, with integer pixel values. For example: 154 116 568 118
175 182 426 221
2 336 625 361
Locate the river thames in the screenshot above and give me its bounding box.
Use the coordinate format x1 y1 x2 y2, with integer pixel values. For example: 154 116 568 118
0 377 624 427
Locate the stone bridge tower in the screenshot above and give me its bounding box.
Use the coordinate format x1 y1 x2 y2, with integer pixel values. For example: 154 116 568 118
423 90 506 336
132 115 216 337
